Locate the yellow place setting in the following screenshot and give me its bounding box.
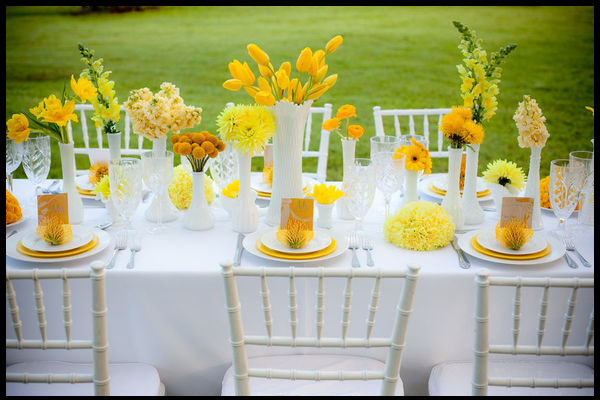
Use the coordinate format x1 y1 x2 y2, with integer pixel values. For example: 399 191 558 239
470 234 551 261
256 238 337 260
428 183 490 198
16 233 100 259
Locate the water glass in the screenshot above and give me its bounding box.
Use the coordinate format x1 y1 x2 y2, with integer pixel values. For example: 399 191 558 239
548 159 584 239
6 138 23 193
569 151 594 226
109 157 143 235
373 152 405 219
370 135 402 159
142 151 174 233
208 142 238 192
346 158 377 233
21 136 51 204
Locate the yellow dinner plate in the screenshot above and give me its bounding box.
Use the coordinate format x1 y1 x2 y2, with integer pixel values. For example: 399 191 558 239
470 235 551 260
429 183 490 198
256 238 337 260
17 234 99 258
256 190 271 198
76 187 96 197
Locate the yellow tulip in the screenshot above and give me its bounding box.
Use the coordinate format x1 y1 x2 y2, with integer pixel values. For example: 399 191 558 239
307 83 329 100
322 74 338 88
241 62 256 86
296 47 313 73
287 78 298 102
325 35 343 54
312 65 328 84
279 61 291 77
258 63 273 78
308 55 319 76
228 59 244 80
6 113 30 143
223 79 243 91
275 69 289 90
255 91 276 107
294 82 308 104
247 43 270 66
313 49 325 64
257 77 272 93
244 86 260 97
307 183 344 204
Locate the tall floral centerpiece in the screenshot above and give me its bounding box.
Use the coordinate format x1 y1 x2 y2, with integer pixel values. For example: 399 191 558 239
513 95 550 230
321 105 365 220
394 137 432 206
223 35 343 226
451 21 516 225
217 104 276 233
124 82 202 223
482 159 526 219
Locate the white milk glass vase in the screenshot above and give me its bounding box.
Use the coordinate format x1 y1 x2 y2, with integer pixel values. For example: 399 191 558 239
58 142 84 224
523 146 543 230
184 171 215 231
441 146 465 229
336 137 357 220
265 100 313 226
107 132 121 163
316 202 335 229
402 170 419 205
231 152 258 233
145 136 178 223
462 143 484 225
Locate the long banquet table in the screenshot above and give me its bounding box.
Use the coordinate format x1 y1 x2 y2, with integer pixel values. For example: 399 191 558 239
6 177 594 396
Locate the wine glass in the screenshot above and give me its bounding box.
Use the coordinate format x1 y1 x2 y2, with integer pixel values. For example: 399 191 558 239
142 151 174 234
373 152 405 219
346 158 377 234
21 136 51 205
6 138 23 193
569 151 594 226
548 159 584 240
370 135 402 159
208 141 238 193
109 157 143 237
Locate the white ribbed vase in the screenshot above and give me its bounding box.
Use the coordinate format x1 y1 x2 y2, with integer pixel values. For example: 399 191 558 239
523 146 543 230
184 171 215 231
441 146 465 229
336 137 357 220
107 132 121 163
402 170 419 206
462 143 484 225
145 137 178 223
232 152 258 233
58 142 84 224
265 100 313 226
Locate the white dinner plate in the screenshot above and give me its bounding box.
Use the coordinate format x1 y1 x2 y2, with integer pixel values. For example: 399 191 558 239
6 229 111 264
418 173 492 203
476 228 548 255
76 174 95 191
21 225 94 253
243 228 347 264
6 207 29 229
261 227 333 254
457 229 565 266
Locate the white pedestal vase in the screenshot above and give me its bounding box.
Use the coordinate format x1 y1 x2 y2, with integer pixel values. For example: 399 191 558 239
523 146 543 230
107 132 122 163
58 142 84 224
487 183 512 220
265 100 313 226
145 137 178 223
184 171 215 231
441 146 465 229
336 137 357 220
462 144 484 225
401 170 419 206
316 203 335 229
232 152 259 233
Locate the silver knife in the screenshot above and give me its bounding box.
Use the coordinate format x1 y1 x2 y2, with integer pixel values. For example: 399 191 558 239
233 233 245 266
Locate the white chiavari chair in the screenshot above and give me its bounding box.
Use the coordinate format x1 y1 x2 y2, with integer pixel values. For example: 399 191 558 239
428 269 594 396
220 261 421 396
226 102 333 182
372 106 452 159
6 261 165 396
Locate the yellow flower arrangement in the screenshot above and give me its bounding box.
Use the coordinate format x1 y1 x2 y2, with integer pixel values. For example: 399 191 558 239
322 104 364 141
513 95 550 149
393 137 432 174
89 162 109 185
482 159 526 195
221 180 240 199
6 189 22 225
216 104 276 156
6 114 30 143
383 201 455 251
495 219 533 250
168 165 215 209
276 220 315 249
306 184 344 205
440 106 485 148
223 35 342 106
36 216 73 246
93 175 111 199
171 131 226 173
124 82 202 140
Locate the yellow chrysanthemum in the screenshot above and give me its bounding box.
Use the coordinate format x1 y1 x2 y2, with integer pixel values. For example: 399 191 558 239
168 165 214 209
6 113 30 143
482 159 526 193
89 162 109 185
440 106 484 147
216 104 275 156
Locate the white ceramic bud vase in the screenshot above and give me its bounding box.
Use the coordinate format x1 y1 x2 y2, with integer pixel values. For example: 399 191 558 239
336 137 357 220
523 146 543 230
184 171 215 231
58 142 84 224
441 146 465 229
462 144 484 225
402 170 419 206
145 136 178 223
317 203 335 229
107 132 122 163
265 100 313 226
232 152 259 233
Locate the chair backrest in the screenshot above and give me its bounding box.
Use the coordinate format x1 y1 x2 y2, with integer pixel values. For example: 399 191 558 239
6 262 110 396
67 104 147 173
472 269 594 396
226 102 333 182
372 106 452 158
220 261 421 396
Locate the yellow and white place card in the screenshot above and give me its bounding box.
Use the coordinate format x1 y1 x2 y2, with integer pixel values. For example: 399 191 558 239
280 198 314 231
37 192 69 225
500 197 533 227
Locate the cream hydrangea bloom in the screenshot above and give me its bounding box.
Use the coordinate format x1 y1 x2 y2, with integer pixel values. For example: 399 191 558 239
513 95 549 148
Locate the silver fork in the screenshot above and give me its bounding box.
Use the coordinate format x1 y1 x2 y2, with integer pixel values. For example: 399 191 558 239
362 235 374 267
348 232 361 268
564 236 591 268
126 233 142 270
106 231 127 270
451 234 470 269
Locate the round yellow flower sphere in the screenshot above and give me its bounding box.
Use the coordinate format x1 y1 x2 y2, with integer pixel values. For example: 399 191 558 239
383 201 455 251
168 165 215 209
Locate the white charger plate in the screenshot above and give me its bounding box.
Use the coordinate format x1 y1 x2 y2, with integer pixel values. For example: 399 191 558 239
261 227 332 254
418 173 492 203
76 174 95 191
457 229 565 266
476 228 547 255
21 225 94 253
6 229 111 264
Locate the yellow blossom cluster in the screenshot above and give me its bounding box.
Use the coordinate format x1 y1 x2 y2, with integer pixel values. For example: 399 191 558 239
217 104 276 155
221 180 240 199
482 159 526 194
168 165 215 210
223 36 342 106
322 104 364 141
89 162 109 185
495 219 533 250
513 95 549 149
440 106 485 148
6 114 31 143
93 175 111 199
171 131 225 173
393 137 432 174
306 184 344 205
124 82 202 140
6 189 22 225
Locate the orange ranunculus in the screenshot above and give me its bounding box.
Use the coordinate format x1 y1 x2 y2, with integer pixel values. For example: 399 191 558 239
347 124 364 140
336 104 357 119
322 118 340 131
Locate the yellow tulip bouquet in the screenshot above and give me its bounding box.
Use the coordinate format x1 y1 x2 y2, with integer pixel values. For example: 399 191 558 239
322 104 365 141
223 35 343 106
306 184 344 205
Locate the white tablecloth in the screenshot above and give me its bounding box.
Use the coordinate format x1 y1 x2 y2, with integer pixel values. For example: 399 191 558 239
6 178 594 395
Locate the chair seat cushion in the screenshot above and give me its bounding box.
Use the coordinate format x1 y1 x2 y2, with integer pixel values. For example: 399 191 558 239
428 359 594 396
221 353 403 396
6 361 164 396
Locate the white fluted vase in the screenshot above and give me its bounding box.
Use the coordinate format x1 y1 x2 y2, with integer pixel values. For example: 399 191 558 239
58 142 84 224
441 146 465 229
265 100 313 226
523 146 543 230
107 132 122 163
184 171 215 231
232 152 258 233
462 144 484 225
402 170 419 206
145 136 178 223
336 137 357 220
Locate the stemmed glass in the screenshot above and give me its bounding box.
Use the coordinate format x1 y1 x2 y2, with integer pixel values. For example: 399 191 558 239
346 158 377 234
373 152 405 219
21 136 51 206
6 138 23 193
142 151 174 234
569 151 594 226
370 135 402 159
109 157 143 237
208 142 238 193
548 159 584 239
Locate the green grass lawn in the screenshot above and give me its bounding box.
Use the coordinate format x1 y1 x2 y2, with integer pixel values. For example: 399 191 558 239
6 6 595 182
